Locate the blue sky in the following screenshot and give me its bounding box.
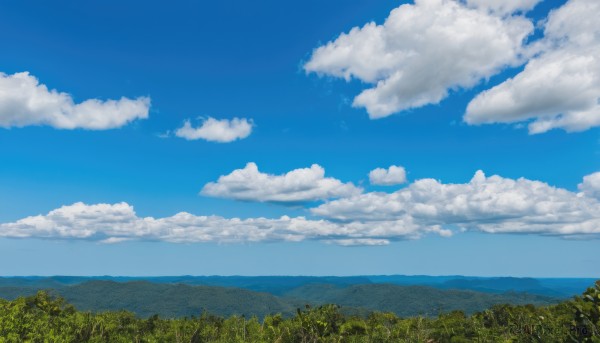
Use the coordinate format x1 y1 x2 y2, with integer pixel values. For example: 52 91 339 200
0 0 599 277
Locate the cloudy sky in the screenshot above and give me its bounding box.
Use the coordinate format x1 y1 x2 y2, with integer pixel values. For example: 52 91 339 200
1 0 599 277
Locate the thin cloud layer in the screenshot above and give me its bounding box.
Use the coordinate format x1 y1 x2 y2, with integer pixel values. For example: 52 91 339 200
0 202 448 245
314 170 600 237
465 0 600 134
369 165 407 185
201 163 362 203
175 117 253 142
305 0 535 118
0 72 150 129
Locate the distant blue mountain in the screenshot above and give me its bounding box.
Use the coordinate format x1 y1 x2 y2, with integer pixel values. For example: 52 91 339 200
0 275 595 298
367 276 596 297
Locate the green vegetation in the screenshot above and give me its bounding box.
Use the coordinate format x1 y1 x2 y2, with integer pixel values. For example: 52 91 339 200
0 281 598 342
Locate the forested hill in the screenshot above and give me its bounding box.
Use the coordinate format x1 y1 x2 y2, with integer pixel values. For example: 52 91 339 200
0 280 562 318
0 281 296 318
282 283 559 317
60 281 297 318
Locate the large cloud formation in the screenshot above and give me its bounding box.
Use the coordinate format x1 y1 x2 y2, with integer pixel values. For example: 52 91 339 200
466 0 600 133
304 0 535 118
0 202 448 246
175 117 253 143
2 170 600 245
0 72 150 129
314 170 600 237
201 163 362 203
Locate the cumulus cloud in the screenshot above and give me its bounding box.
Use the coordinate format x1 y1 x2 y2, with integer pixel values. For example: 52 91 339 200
579 172 600 200
0 202 449 245
314 170 600 237
0 72 150 129
465 0 600 134
201 163 362 203
304 0 535 118
175 117 253 143
369 165 407 185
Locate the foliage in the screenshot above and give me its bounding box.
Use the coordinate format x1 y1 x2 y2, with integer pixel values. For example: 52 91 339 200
0 281 598 342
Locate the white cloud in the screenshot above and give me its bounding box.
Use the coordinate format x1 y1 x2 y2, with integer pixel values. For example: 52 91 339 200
328 238 390 246
579 171 600 200
465 0 600 134
369 165 407 185
304 0 535 118
314 170 600 237
0 202 450 245
0 72 150 129
201 162 362 203
464 0 541 16
175 117 253 142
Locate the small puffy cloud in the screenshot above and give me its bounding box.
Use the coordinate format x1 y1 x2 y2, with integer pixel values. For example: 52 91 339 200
201 163 361 203
304 0 534 118
579 171 600 200
0 202 450 245
314 170 600 237
0 72 150 129
100 237 132 244
369 165 407 185
465 0 600 134
175 117 253 143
